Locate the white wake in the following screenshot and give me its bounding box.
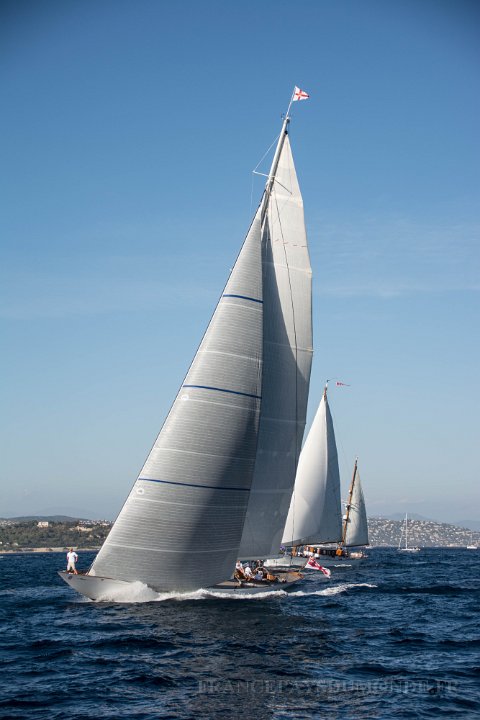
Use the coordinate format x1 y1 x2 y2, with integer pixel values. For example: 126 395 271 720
92 581 377 604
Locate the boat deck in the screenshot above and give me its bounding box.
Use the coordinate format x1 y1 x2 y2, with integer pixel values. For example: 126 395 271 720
211 571 303 593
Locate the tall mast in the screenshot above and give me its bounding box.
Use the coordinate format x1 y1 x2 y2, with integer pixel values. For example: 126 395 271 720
260 113 290 226
342 458 358 545
259 87 300 226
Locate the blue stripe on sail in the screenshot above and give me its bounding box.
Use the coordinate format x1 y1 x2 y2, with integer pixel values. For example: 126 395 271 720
138 477 250 492
183 384 261 400
222 294 263 304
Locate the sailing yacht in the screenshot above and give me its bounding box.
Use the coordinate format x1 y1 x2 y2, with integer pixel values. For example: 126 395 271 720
59 89 314 600
305 457 370 566
264 383 343 572
339 459 369 559
398 513 421 552
466 533 477 550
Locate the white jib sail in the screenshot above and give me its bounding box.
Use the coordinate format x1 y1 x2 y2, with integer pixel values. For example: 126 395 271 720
237 132 313 559
343 467 369 547
281 389 343 547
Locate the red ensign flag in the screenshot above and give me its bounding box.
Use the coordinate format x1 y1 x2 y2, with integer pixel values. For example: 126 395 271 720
292 86 309 102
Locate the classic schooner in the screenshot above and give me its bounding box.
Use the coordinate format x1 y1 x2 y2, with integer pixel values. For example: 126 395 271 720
339 459 369 559
59 89 314 599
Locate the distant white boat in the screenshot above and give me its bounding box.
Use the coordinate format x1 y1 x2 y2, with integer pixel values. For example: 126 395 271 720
466 533 477 550
398 513 420 552
341 458 369 557
310 458 370 565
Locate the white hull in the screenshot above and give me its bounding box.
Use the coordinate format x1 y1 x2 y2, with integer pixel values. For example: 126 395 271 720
304 547 367 566
58 571 134 600
348 551 368 559
263 556 307 571
58 570 304 600
398 547 421 552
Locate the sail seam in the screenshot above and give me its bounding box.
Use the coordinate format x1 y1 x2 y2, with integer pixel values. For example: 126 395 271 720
196 348 264 363
170 396 260 413
222 294 263 304
182 384 261 399
219 302 262 313
265 341 312 352
138 477 251 492
147 446 257 461
263 262 309 271
127 495 248 509
106 542 241 554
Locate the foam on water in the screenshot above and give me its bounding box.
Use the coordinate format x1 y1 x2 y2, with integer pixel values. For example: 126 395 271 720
94 581 162 603
287 582 377 598
94 583 288 603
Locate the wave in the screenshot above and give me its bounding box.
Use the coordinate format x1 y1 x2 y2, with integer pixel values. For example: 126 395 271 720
285 582 377 599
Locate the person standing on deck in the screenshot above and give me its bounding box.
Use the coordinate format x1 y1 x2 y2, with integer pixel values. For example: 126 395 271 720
66 548 78 574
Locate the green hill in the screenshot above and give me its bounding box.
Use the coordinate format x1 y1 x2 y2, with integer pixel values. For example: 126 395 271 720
0 519 112 551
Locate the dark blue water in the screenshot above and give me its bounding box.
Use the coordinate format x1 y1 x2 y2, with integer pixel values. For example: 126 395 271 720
0 549 478 719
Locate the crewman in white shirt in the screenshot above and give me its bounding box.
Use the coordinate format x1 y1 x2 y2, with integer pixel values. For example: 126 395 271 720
66 549 78 574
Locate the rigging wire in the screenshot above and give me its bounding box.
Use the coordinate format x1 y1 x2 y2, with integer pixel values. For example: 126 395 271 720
250 132 281 215
327 395 353 507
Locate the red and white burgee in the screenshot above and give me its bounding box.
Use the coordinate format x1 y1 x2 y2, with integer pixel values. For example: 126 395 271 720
336 381 350 387
292 86 309 102
306 557 331 577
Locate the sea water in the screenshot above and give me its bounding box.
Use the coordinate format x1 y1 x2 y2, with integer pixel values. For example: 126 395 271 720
0 548 478 719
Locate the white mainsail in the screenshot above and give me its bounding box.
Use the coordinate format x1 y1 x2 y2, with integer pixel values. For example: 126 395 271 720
89 113 312 591
281 387 343 547
342 460 369 547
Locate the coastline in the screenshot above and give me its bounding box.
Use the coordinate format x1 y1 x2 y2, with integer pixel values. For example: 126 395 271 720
0 547 100 555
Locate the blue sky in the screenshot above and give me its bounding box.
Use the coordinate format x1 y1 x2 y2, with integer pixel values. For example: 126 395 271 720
1 0 479 525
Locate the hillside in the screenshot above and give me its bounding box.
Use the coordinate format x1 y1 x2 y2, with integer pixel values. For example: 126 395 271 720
368 517 478 547
0 519 112 551
0 515 478 551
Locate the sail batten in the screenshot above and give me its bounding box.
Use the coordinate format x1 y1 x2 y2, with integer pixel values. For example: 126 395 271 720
105 541 242 554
